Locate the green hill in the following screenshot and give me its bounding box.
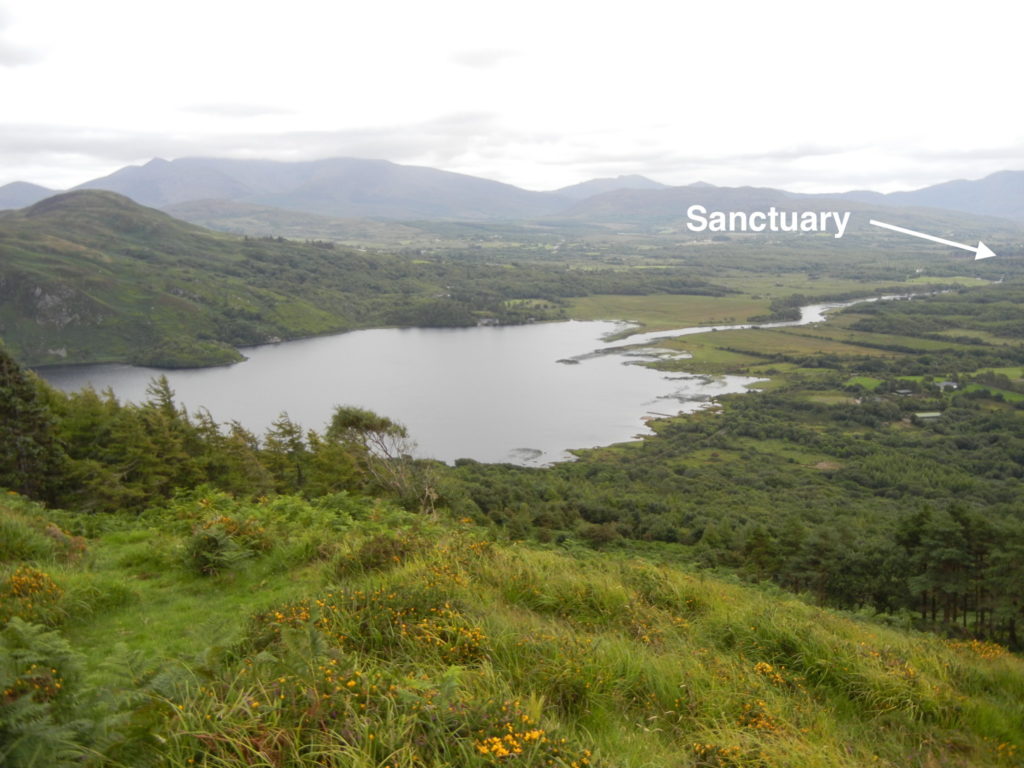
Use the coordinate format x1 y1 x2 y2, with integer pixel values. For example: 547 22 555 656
0 191 368 367
2 490 1022 768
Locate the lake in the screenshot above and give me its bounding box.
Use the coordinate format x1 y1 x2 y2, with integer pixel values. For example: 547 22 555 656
36 320 761 465
36 296 913 465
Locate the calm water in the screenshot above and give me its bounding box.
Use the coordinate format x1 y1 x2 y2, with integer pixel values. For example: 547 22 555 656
36 296 913 465
37 321 760 465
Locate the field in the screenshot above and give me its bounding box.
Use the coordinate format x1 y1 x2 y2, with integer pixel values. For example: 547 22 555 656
568 294 770 332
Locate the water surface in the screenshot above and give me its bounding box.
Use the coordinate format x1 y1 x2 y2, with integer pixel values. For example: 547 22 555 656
39 321 760 465
40 295 922 464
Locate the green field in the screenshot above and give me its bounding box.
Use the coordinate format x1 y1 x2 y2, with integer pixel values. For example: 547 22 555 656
792 324 979 352
568 294 770 332
646 328 891 378
846 375 885 389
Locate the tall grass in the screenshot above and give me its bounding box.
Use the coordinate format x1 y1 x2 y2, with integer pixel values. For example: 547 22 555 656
1 492 1022 767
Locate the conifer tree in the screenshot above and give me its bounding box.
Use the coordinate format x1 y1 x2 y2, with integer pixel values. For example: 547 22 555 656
0 345 66 501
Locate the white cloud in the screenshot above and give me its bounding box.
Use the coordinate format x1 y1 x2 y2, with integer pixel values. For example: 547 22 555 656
0 7 37 66
1 0 1021 193
183 104 296 118
450 49 519 69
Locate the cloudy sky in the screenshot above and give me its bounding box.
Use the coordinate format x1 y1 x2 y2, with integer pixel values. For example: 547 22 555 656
1 0 1020 193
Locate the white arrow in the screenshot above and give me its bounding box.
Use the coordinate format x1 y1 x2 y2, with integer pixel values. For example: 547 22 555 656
869 219 996 260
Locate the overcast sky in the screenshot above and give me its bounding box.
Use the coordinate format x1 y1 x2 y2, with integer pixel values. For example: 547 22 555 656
1 0 1020 193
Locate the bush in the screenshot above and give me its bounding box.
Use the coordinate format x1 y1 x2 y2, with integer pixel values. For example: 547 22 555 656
333 531 426 578
184 527 254 576
0 618 84 767
0 566 64 626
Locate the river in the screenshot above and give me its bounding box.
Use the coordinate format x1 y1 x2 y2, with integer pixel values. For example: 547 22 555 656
35 295 909 465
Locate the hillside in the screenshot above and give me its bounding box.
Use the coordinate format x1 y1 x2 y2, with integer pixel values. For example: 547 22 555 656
0 190 734 368
0 190 365 367
162 198 433 244
2 489 1022 768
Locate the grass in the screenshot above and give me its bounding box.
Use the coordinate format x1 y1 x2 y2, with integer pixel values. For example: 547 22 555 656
846 376 885 390
793 326 978 352
710 274 926 297
568 294 770 333
903 275 990 286
2 490 1023 767
643 329 890 378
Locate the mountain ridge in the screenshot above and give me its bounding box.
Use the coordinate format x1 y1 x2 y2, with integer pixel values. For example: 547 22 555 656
553 173 668 200
0 180 59 209
73 156 570 220
3 159 1023 230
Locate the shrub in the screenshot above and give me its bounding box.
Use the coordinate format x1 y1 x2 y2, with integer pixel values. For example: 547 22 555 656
0 566 64 626
183 527 253 576
0 618 84 767
333 531 426 578
184 514 272 576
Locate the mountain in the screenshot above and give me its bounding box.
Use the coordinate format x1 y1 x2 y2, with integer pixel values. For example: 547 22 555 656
43 158 1024 236
553 174 668 200
884 170 1024 220
561 182 788 224
74 158 252 209
559 181 1024 241
76 157 571 220
819 171 1024 221
0 181 58 210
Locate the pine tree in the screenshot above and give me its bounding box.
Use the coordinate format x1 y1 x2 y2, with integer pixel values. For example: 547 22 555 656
0 345 67 501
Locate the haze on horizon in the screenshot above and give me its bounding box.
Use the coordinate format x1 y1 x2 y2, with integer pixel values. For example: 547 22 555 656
1 0 1019 195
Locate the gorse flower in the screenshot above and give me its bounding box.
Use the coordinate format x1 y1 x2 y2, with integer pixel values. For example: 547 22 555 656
0 565 63 624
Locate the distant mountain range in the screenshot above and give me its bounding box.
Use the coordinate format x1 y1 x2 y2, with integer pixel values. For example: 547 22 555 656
73 157 570 220
0 181 56 210
553 174 670 200
829 170 1024 221
2 158 1023 231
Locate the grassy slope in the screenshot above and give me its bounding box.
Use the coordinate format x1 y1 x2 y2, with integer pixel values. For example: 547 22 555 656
0 192 353 367
2 491 1022 768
